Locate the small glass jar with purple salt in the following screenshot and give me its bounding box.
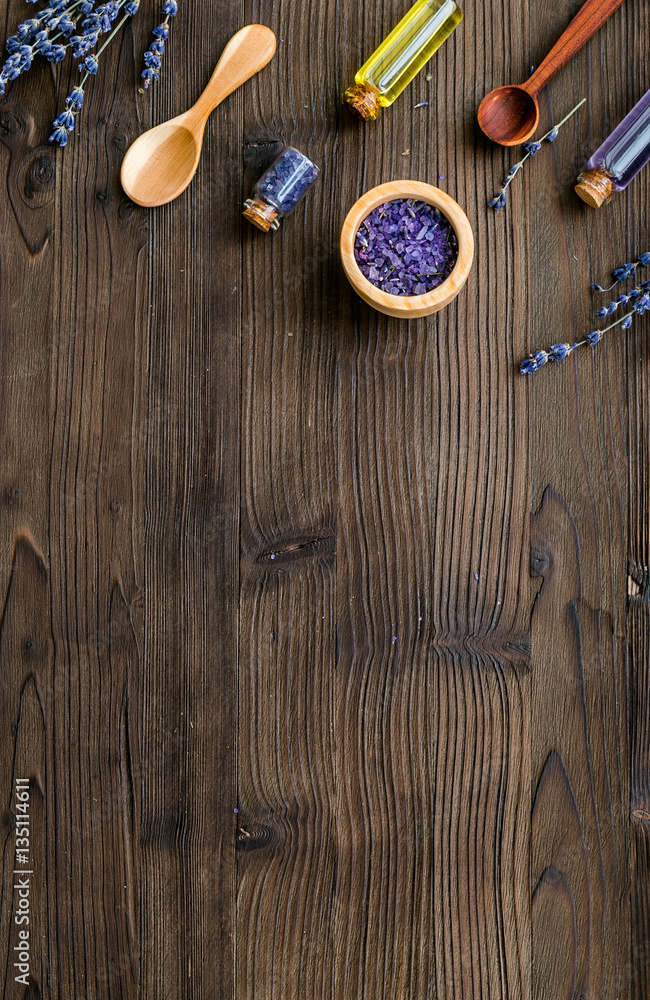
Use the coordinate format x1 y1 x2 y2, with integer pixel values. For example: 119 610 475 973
243 146 320 232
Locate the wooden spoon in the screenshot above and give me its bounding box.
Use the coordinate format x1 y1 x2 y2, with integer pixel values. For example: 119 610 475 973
478 0 625 146
121 24 276 207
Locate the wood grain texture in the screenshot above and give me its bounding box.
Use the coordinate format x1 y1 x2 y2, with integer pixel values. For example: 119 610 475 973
527 3 647 998
138 3 240 998
0 0 647 996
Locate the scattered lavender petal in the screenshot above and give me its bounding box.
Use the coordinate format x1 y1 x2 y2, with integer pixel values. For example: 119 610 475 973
354 199 458 297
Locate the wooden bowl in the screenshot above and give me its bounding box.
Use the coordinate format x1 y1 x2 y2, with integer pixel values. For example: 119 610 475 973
340 181 474 319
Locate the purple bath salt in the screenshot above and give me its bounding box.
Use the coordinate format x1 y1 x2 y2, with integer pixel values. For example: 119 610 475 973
244 146 320 232
354 199 458 296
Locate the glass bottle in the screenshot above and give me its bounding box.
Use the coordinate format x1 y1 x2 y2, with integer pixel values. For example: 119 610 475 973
344 0 463 122
576 87 650 208
243 147 320 232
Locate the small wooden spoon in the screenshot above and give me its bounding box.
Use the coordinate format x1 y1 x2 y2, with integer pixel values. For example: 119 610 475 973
121 24 276 207
478 0 625 146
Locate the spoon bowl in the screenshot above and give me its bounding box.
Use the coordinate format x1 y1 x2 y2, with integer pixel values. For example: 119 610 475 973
477 0 626 146
477 85 539 147
121 120 201 208
121 24 276 207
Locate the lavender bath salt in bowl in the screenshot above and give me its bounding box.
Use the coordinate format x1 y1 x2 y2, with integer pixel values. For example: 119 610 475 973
340 181 474 318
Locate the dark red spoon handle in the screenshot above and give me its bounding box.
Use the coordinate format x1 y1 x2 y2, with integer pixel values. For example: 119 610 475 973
523 0 626 98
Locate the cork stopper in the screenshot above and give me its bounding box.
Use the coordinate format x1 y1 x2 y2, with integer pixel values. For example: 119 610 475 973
344 84 382 122
575 168 616 209
243 197 281 232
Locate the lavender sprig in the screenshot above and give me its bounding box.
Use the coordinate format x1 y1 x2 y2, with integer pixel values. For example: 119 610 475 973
1 0 179 149
141 0 176 89
489 98 587 210
591 252 650 292
520 282 650 374
49 0 132 144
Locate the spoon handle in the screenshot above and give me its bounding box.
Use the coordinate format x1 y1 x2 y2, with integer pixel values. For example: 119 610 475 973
523 0 626 98
190 25 276 122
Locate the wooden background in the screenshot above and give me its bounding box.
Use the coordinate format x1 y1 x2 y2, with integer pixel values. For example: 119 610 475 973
0 0 647 996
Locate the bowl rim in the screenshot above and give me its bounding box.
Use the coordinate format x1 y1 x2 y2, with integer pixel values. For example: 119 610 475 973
340 180 474 318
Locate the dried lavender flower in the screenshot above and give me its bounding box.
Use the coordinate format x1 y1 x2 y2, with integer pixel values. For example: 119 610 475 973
489 98 586 211
591 251 650 291
0 0 180 146
520 277 650 374
141 0 177 88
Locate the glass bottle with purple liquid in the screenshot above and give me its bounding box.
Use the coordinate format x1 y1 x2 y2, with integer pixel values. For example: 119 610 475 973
576 88 650 208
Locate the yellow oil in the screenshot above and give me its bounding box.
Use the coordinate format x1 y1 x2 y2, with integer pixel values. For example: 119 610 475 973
355 0 462 107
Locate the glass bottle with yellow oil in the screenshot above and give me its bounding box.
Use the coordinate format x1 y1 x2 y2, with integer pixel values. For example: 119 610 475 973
345 0 462 122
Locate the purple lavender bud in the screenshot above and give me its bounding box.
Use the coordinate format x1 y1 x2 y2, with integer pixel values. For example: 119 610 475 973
546 127 558 142
520 356 539 375
621 316 633 329
639 252 650 267
531 350 549 368
54 108 75 128
81 14 100 32
49 125 69 146
149 39 164 54
47 43 67 63
124 1 139 13
66 86 84 108
152 23 169 38
141 66 158 88
523 141 542 156
548 343 572 362
6 35 21 52
587 331 602 345
144 50 161 69
163 0 178 14
82 54 98 73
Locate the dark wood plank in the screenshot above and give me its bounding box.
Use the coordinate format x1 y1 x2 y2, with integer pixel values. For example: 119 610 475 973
237 1 532 998
627 112 650 1000
138 5 241 999
236 2 339 996
0 5 240 999
526 3 645 998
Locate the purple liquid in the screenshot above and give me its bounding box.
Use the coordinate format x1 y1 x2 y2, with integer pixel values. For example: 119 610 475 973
588 87 650 191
